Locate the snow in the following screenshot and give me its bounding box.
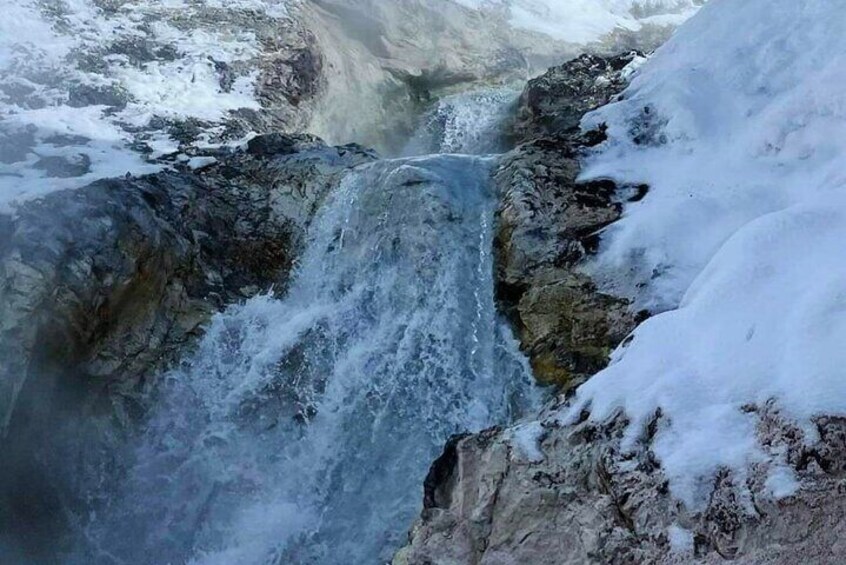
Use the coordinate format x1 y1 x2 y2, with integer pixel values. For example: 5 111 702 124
454 0 702 44
0 0 290 210
667 524 694 555
507 421 546 462
562 0 846 507
765 466 800 499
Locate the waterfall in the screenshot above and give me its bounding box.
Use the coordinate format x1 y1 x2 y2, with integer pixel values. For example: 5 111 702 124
402 87 520 156
74 90 536 565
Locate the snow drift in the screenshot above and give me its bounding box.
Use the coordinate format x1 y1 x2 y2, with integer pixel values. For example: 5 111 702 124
568 0 846 506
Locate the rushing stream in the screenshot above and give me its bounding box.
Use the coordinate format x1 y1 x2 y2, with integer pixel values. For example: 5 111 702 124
73 87 535 564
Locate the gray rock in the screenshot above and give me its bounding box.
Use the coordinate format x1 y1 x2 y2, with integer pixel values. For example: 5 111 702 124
509 52 641 144
397 403 846 564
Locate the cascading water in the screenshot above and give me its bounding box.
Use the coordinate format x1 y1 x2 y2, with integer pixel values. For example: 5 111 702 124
73 88 536 565
402 87 521 156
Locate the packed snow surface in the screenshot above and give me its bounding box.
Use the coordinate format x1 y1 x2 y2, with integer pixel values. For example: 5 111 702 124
564 0 846 507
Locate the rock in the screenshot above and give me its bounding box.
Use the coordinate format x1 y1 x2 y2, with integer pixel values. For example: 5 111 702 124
33 154 92 178
509 52 641 144
0 134 374 554
67 83 129 109
492 55 642 390
0 133 374 429
397 403 846 564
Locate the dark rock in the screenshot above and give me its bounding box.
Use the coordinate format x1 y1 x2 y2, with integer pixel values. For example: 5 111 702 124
423 433 471 510
67 84 130 109
247 132 326 156
0 134 375 553
33 154 92 178
510 52 642 144
42 134 92 147
492 55 640 391
106 37 180 67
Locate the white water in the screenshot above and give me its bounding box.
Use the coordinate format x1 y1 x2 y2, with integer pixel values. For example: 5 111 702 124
402 88 520 156
73 92 536 564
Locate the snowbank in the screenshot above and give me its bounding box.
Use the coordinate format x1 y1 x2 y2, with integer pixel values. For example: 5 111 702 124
565 0 846 507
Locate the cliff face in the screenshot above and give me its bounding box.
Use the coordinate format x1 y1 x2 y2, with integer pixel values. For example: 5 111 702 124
493 54 643 390
396 402 846 564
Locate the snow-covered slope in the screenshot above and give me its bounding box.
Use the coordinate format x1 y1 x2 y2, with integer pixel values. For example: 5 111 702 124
569 0 846 506
0 0 298 210
454 0 701 44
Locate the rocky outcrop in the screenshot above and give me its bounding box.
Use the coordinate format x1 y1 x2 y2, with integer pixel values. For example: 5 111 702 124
493 54 644 389
0 134 374 556
0 133 373 430
396 401 846 564
395 52 649 564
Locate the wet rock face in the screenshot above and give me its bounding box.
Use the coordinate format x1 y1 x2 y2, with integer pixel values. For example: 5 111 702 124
0 134 374 427
0 135 374 554
493 54 641 390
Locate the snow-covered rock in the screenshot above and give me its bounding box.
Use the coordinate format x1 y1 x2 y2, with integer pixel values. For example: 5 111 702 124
573 0 846 507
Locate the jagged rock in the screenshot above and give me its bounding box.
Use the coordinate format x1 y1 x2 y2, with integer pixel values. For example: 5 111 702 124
492 55 641 390
0 134 374 551
510 53 641 144
396 52 652 564
396 402 846 564
0 134 374 428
